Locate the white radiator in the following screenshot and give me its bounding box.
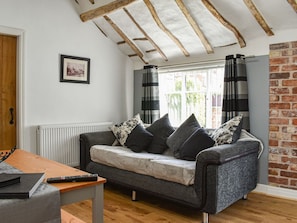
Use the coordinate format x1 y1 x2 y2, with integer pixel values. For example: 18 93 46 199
36 122 112 166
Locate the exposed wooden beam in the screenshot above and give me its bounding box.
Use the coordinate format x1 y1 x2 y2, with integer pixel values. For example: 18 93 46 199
123 7 168 61
243 0 274 36
143 0 190 57
133 37 148 41
93 21 108 37
146 49 157 53
104 15 148 64
287 0 297 13
201 0 246 48
80 0 136 22
175 0 213 54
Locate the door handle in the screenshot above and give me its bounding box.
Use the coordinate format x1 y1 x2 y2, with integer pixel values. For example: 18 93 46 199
9 107 14 125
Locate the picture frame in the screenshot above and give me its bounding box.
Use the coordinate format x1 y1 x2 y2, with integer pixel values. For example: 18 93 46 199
60 54 90 84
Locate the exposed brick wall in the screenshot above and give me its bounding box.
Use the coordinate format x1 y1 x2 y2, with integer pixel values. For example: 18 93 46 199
269 41 297 189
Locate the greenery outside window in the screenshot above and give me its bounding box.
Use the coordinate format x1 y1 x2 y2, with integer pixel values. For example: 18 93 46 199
159 63 224 128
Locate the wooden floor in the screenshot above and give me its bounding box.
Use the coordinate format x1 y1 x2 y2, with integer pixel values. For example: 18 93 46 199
62 183 297 223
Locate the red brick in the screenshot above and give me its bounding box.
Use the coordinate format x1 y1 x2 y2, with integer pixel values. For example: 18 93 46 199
290 179 297 186
282 64 297 72
293 57 297 63
270 80 279 86
293 87 297 94
281 171 297 179
270 118 289 125
270 58 290 65
292 42 297 48
269 162 289 170
270 103 290 109
268 176 288 185
269 169 279 176
270 95 280 102
292 150 297 156
270 66 280 72
281 141 297 148
270 43 290 50
282 111 297 117
292 134 297 141
270 87 290 94
283 79 297 86
269 140 279 147
282 126 297 133
270 72 290 79
293 119 297 125
281 157 297 163
269 125 279 131
293 72 297 78
282 95 297 102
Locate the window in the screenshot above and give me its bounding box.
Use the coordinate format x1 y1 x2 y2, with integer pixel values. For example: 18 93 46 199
159 63 224 128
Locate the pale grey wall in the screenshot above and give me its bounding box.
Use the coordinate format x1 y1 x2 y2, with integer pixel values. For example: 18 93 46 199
246 55 269 184
134 55 269 184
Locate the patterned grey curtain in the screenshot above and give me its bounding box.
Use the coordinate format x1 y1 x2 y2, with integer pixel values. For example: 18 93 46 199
222 54 250 131
141 65 160 124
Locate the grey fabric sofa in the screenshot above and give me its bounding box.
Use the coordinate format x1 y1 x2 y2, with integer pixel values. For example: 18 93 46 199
80 130 260 223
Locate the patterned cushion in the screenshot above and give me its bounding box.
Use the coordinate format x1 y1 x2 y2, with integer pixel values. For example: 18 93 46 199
210 115 243 145
110 114 143 146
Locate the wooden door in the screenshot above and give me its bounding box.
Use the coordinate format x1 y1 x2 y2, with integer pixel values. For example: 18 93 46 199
0 35 17 150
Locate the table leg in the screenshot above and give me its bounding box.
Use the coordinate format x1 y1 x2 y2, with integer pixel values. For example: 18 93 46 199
92 184 104 223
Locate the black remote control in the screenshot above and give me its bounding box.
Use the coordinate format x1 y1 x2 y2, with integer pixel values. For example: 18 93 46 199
46 174 98 183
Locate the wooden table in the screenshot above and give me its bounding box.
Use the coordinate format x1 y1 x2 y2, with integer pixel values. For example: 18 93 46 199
6 149 106 223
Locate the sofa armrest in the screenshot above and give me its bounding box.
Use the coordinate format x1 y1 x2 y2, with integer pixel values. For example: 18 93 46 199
79 131 115 170
195 140 260 214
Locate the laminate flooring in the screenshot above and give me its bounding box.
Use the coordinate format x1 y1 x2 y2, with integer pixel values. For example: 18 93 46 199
62 183 297 223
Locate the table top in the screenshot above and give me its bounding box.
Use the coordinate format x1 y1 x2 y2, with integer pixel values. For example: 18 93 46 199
5 149 106 193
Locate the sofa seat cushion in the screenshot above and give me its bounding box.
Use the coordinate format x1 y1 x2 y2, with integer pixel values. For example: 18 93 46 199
90 145 195 186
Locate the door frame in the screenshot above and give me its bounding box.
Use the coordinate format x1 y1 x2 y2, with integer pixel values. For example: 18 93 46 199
0 26 24 149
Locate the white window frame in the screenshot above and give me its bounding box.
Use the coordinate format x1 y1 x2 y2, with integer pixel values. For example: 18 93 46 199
158 61 225 128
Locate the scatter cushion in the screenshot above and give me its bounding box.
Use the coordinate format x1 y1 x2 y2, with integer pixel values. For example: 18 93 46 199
146 114 175 154
179 128 215 161
166 114 201 158
125 124 153 152
110 114 143 146
210 115 243 145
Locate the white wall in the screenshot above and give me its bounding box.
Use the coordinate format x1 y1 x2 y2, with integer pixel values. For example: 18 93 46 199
0 0 134 153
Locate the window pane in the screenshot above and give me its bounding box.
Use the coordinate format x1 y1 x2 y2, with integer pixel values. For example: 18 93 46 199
159 64 224 128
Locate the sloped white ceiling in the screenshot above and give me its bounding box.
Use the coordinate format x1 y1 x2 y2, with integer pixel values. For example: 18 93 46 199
75 0 297 65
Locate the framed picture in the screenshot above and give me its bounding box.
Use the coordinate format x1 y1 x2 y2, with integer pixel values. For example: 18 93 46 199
60 54 90 84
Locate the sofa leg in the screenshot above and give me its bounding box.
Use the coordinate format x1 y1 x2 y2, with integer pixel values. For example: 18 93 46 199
132 190 137 201
243 194 248 200
202 212 209 223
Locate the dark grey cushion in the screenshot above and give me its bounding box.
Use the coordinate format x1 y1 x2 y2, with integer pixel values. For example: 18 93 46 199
125 124 153 152
166 114 200 158
179 128 215 161
146 114 175 154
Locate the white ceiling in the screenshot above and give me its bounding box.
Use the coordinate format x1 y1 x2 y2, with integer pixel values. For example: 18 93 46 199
75 0 297 65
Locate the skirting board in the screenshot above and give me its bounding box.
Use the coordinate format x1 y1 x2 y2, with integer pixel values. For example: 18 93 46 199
254 183 297 201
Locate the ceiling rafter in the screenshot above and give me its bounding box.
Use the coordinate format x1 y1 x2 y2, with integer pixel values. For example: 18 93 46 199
103 15 148 64
287 0 297 13
175 0 213 54
80 0 136 22
143 0 190 57
201 0 246 48
243 0 274 36
123 7 168 61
